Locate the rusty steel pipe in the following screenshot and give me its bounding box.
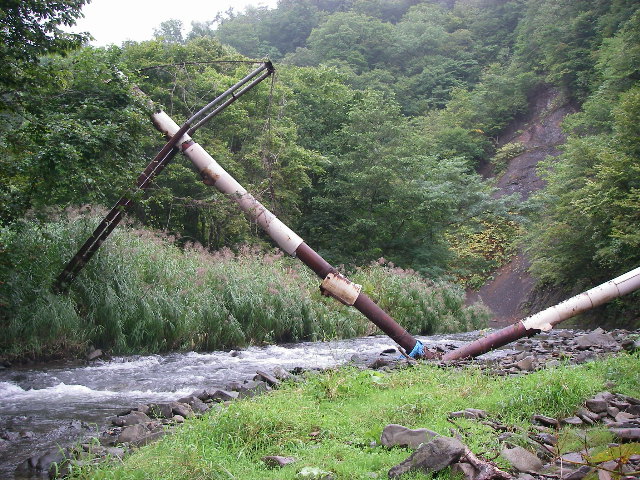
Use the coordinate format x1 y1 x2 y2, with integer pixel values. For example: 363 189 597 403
152 109 431 358
443 266 640 361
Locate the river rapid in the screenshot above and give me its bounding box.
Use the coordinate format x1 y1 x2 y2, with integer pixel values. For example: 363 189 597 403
0 331 513 479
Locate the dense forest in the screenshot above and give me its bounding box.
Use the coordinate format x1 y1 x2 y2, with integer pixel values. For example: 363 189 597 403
1 0 639 360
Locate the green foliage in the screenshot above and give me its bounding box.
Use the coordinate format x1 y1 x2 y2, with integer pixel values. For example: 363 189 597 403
0 211 486 361
0 0 89 91
0 46 151 224
491 142 526 175
524 10 640 318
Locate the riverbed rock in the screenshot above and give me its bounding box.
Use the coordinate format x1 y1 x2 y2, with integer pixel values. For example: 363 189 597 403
176 395 209 413
207 389 239 402
531 415 560 429
171 402 194 418
235 380 270 398
86 348 103 361
261 455 296 468
255 370 280 387
111 410 151 427
388 436 466 478
500 445 543 473
576 329 618 350
380 424 438 449
609 428 640 441
147 403 174 419
272 365 294 381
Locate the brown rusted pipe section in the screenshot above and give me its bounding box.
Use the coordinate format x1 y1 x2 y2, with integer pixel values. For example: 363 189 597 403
295 243 432 357
443 266 640 361
441 322 530 361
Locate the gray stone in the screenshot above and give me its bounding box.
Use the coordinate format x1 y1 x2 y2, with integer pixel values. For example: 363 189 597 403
576 331 618 349
380 424 438 449
388 436 466 478
176 395 209 413
272 366 293 381
614 412 638 423
236 380 270 398
255 370 280 387
500 445 543 473
534 433 557 445
516 356 536 371
564 465 594 480
171 402 194 418
111 411 151 427
607 406 620 418
532 415 560 429
147 403 173 419
609 428 640 440
173 415 185 423
262 455 296 468
449 408 488 420
586 398 609 414
87 348 103 361
36 449 66 472
208 390 239 402
451 462 478 479
562 416 584 426
117 424 149 444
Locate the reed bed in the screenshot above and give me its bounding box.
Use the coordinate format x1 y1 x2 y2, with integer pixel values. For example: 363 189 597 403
0 209 488 361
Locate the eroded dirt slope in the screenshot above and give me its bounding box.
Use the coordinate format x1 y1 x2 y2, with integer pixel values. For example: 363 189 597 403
467 86 577 326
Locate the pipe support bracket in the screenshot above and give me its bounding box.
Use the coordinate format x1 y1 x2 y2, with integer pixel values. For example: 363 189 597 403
320 273 362 306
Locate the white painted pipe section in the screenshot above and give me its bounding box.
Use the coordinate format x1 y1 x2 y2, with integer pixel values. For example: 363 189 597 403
155 111 304 255
522 266 640 331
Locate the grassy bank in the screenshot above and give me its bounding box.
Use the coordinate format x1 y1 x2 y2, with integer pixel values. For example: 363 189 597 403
73 353 640 479
0 210 488 361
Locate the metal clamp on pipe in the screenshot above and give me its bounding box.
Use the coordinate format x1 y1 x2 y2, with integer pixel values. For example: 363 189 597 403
320 272 362 306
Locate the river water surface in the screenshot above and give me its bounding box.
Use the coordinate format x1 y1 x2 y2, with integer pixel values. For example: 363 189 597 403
0 331 514 479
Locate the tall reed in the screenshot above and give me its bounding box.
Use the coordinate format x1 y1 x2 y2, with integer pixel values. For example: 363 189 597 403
0 209 488 361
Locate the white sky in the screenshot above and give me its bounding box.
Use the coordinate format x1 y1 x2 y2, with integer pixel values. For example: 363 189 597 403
67 0 279 46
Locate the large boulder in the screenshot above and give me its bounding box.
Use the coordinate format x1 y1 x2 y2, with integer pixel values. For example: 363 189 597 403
388 436 466 478
380 424 438 449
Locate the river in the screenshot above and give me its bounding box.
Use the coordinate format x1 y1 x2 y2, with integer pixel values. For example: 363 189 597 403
0 331 514 479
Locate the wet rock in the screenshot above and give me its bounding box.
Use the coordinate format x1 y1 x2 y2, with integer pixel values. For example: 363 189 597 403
449 408 488 419
111 410 151 427
235 380 270 398
86 348 103 361
171 402 194 418
388 436 466 478
368 357 392 369
500 445 543 473
176 395 209 413
562 416 584 426
207 389 239 402
380 424 438 449
255 370 280 387
564 465 594 480
609 428 640 441
576 330 618 350
173 415 185 423
261 455 296 468
272 366 293 381
621 338 640 352
147 403 173 419
532 415 560 429
516 356 536 371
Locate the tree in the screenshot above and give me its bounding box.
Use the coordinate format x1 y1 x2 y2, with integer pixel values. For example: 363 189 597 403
0 0 89 92
153 19 185 44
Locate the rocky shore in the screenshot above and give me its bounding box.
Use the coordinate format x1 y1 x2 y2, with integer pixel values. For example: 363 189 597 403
7 327 640 479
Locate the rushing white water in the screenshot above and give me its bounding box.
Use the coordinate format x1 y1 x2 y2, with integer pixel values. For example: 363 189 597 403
0 332 511 479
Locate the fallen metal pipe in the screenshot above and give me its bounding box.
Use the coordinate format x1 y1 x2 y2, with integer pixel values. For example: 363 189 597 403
151 108 434 358
442 266 640 361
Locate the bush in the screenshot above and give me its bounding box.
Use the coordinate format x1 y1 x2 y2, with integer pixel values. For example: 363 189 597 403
0 209 487 361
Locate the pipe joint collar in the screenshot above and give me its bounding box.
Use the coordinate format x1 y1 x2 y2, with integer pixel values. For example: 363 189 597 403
320 272 362 306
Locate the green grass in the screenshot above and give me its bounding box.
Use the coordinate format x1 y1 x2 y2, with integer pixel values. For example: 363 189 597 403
0 209 488 361
70 353 640 480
